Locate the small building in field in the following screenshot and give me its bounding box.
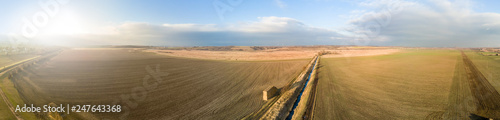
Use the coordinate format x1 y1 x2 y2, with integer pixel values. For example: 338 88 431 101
263 86 278 101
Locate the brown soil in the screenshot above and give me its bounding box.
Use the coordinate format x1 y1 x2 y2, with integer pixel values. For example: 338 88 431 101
12 49 309 119
314 50 457 120
146 49 399 61
321 49 400 58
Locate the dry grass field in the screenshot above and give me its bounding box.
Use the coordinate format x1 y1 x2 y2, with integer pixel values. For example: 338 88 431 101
146 48 398 61
0 88 16 120
440 53 475 119
0 54 40 120
314 50 460 119
11 49 309 119
6 47 498 119
147 49 319 61
466 51 500 93
0 54 37 67
461 51 500 118
321 49 399 58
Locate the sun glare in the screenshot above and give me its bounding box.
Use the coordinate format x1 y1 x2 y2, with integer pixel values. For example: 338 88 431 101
44 11 87 35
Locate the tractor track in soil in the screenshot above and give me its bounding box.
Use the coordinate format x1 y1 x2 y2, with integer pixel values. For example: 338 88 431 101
460 51 500 118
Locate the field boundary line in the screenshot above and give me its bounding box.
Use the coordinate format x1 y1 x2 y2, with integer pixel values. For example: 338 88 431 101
289 56 319 120
0 56 40 73
305 56 320 120
0 52 59 120
242 56 318 120
0 56 41 120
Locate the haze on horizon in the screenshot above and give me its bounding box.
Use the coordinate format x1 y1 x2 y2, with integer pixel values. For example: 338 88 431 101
1 0 500 47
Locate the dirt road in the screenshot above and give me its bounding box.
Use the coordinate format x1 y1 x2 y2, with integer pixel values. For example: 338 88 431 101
461 51 500 118
0 89 22 120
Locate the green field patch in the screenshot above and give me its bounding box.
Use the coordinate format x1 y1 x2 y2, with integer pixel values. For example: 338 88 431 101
0 77 38 120
466 51 500 92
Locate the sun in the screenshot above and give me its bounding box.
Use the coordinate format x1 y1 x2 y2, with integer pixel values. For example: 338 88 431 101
44 11 88 35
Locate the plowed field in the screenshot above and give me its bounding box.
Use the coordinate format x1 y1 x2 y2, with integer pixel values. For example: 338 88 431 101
12 49 309 119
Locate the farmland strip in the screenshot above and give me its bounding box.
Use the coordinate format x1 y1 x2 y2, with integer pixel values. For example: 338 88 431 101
461 51 500 118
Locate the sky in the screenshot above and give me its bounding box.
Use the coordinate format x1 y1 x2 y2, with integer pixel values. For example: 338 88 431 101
1 0 500 47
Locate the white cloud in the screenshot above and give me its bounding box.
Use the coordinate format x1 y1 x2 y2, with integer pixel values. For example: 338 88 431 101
35 17 345 46
274 0 287 9
230 17 307 32
346 0 500 47
162 24 219 32
29 0 500 47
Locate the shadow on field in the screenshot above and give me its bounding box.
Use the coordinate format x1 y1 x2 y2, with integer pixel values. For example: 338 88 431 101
469 113 489 120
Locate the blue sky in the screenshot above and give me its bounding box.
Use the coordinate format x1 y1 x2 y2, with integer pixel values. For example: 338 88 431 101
2 0 500 47
0 0 357 30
